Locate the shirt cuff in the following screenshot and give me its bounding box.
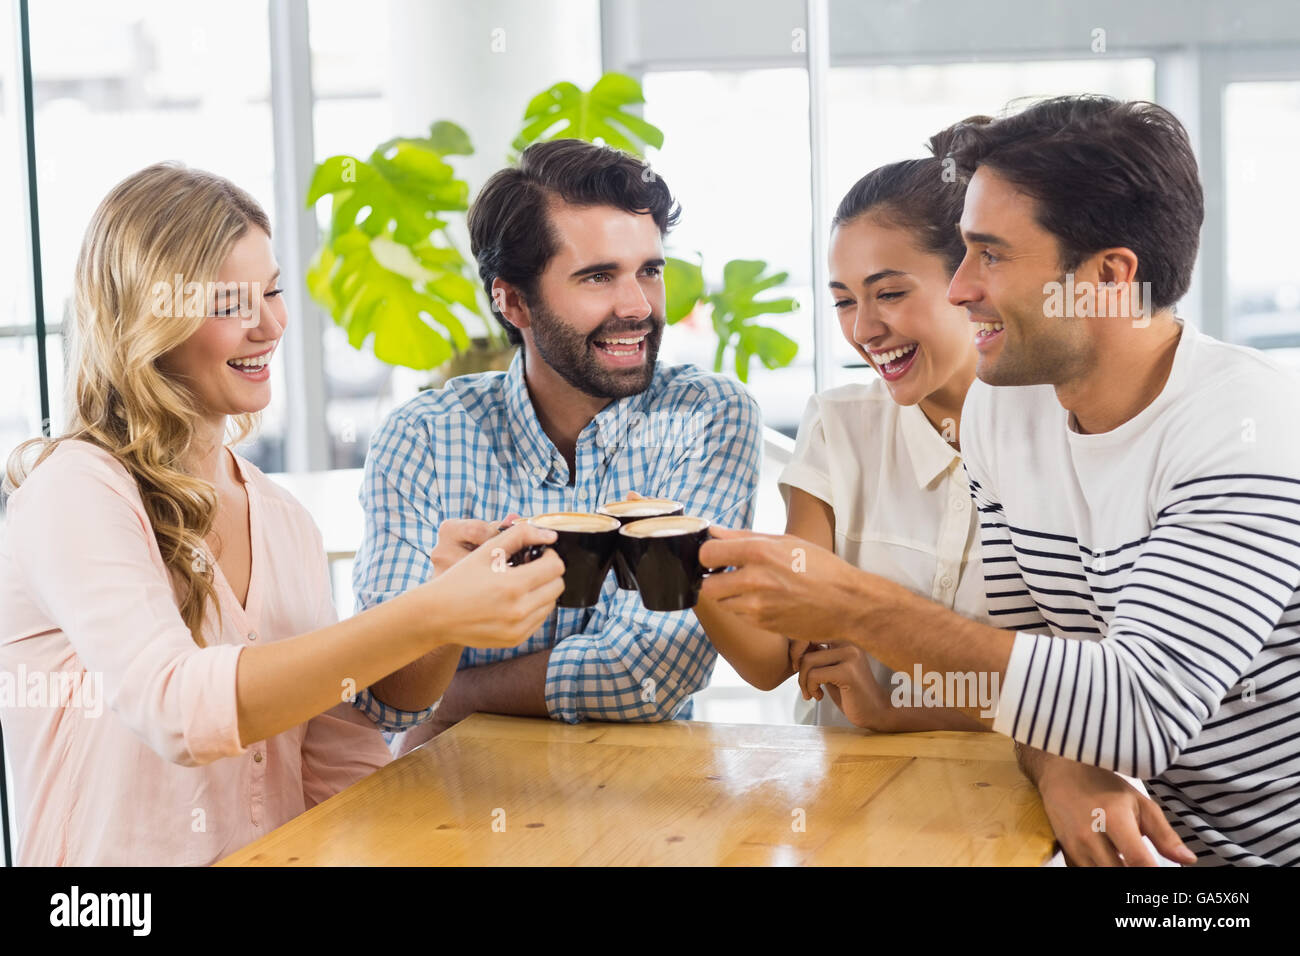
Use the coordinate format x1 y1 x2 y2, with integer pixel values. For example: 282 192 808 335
545 634 596 725
186 643 249 762
351 687 437 732
992 631 1039 737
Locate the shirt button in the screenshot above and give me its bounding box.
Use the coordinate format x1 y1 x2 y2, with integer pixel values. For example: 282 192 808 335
952 496 967 511
253 751 263 763
940 575 954 589
247 631 257 642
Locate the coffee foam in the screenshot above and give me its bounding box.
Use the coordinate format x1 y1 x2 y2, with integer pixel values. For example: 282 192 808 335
600 498 682 518
620 515 710 538
529 512 620 533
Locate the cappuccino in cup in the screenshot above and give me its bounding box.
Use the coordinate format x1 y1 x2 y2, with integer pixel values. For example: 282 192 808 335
617 515 716 611
597 497 684 589
509 512 621 608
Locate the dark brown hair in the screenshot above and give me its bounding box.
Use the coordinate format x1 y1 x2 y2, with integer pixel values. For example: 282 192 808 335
832 123 976 276
468 139 681 345
945 95 1204 311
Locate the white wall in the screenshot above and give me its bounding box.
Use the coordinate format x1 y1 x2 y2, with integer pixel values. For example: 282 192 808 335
387 0 603 195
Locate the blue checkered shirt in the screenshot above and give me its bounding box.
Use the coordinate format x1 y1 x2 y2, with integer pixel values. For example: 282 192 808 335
350 350 762 730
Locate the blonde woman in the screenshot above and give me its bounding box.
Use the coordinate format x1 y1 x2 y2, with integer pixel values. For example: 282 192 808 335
0 163 564 866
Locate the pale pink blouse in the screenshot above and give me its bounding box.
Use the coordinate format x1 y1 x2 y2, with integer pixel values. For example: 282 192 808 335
0 439 392 865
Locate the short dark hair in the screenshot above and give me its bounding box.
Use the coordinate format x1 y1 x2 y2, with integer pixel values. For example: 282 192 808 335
946 95 1204 311
468 139 682 345
832 124 971 276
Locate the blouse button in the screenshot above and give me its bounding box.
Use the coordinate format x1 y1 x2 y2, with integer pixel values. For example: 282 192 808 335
253 751 263 763
247 631 258 642
951 496 968 511
940 575 954 589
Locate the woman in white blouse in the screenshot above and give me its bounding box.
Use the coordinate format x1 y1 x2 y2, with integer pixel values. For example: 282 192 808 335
694 130 987 731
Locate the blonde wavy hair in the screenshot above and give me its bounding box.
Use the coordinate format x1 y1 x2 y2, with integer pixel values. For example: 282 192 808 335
4 162 270 645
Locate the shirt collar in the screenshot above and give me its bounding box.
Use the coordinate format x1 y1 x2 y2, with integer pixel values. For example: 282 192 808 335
898 401 961 488
501 350 658 487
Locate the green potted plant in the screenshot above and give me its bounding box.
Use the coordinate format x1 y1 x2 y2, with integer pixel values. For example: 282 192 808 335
664 256 799 383
305 72 799 386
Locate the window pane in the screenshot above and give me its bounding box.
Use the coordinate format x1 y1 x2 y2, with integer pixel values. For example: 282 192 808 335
642 69 814 439
0 4 45 468
27 0 285 470
0 337 48 478
1225 80 1300 373
824 57 1156 388
310 0 404 469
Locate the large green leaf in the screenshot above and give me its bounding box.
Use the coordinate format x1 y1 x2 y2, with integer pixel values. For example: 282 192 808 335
511 72 665 159
304 119 495 364
664 256 705 324
702 258 801 381
306 228 475 369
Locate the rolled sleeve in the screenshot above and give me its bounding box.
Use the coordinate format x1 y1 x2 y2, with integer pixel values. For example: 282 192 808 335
545 590 717 724
350 688 436 733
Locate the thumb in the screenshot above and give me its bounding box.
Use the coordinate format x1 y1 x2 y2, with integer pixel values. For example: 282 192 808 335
479 520 558 559
626 491 644 500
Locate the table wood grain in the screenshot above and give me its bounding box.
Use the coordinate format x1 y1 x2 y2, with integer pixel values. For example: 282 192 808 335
218 714 1055 866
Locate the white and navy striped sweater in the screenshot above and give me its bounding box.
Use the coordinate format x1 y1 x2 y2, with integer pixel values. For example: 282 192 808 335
964 323 1300 866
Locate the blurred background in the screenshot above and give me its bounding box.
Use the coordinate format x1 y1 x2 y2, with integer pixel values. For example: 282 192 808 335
2 0 1299 736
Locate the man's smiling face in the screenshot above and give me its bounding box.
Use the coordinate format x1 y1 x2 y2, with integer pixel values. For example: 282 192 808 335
523 199 667 400
947 166 1095 386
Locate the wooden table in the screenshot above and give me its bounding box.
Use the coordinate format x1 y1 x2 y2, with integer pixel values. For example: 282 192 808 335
218 714 1055 866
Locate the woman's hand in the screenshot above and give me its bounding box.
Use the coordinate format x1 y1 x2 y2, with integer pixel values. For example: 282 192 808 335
420 521 565 650
797 641 900 731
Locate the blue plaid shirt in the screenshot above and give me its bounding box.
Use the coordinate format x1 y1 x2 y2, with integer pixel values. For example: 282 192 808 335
350 350 762 730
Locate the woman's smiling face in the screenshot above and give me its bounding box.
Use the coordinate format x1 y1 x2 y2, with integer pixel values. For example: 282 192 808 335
155 228 286 422
829 213 975 408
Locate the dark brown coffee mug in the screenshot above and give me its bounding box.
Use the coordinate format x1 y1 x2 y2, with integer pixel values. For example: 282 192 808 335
617 515 719 611
509 512 621 608
597 497 684 590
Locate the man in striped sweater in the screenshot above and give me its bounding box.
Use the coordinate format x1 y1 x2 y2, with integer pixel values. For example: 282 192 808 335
701 95 1300 866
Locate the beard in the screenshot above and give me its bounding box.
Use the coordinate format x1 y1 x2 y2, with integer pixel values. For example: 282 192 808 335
527 294 664 400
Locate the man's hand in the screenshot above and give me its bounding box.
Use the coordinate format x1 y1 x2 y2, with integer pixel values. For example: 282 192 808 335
1032 752 1198 866
698 527 870 643
430 515 522 576
797 641 900 731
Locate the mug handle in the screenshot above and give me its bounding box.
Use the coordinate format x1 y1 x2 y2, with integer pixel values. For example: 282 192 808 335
507 544 549 567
